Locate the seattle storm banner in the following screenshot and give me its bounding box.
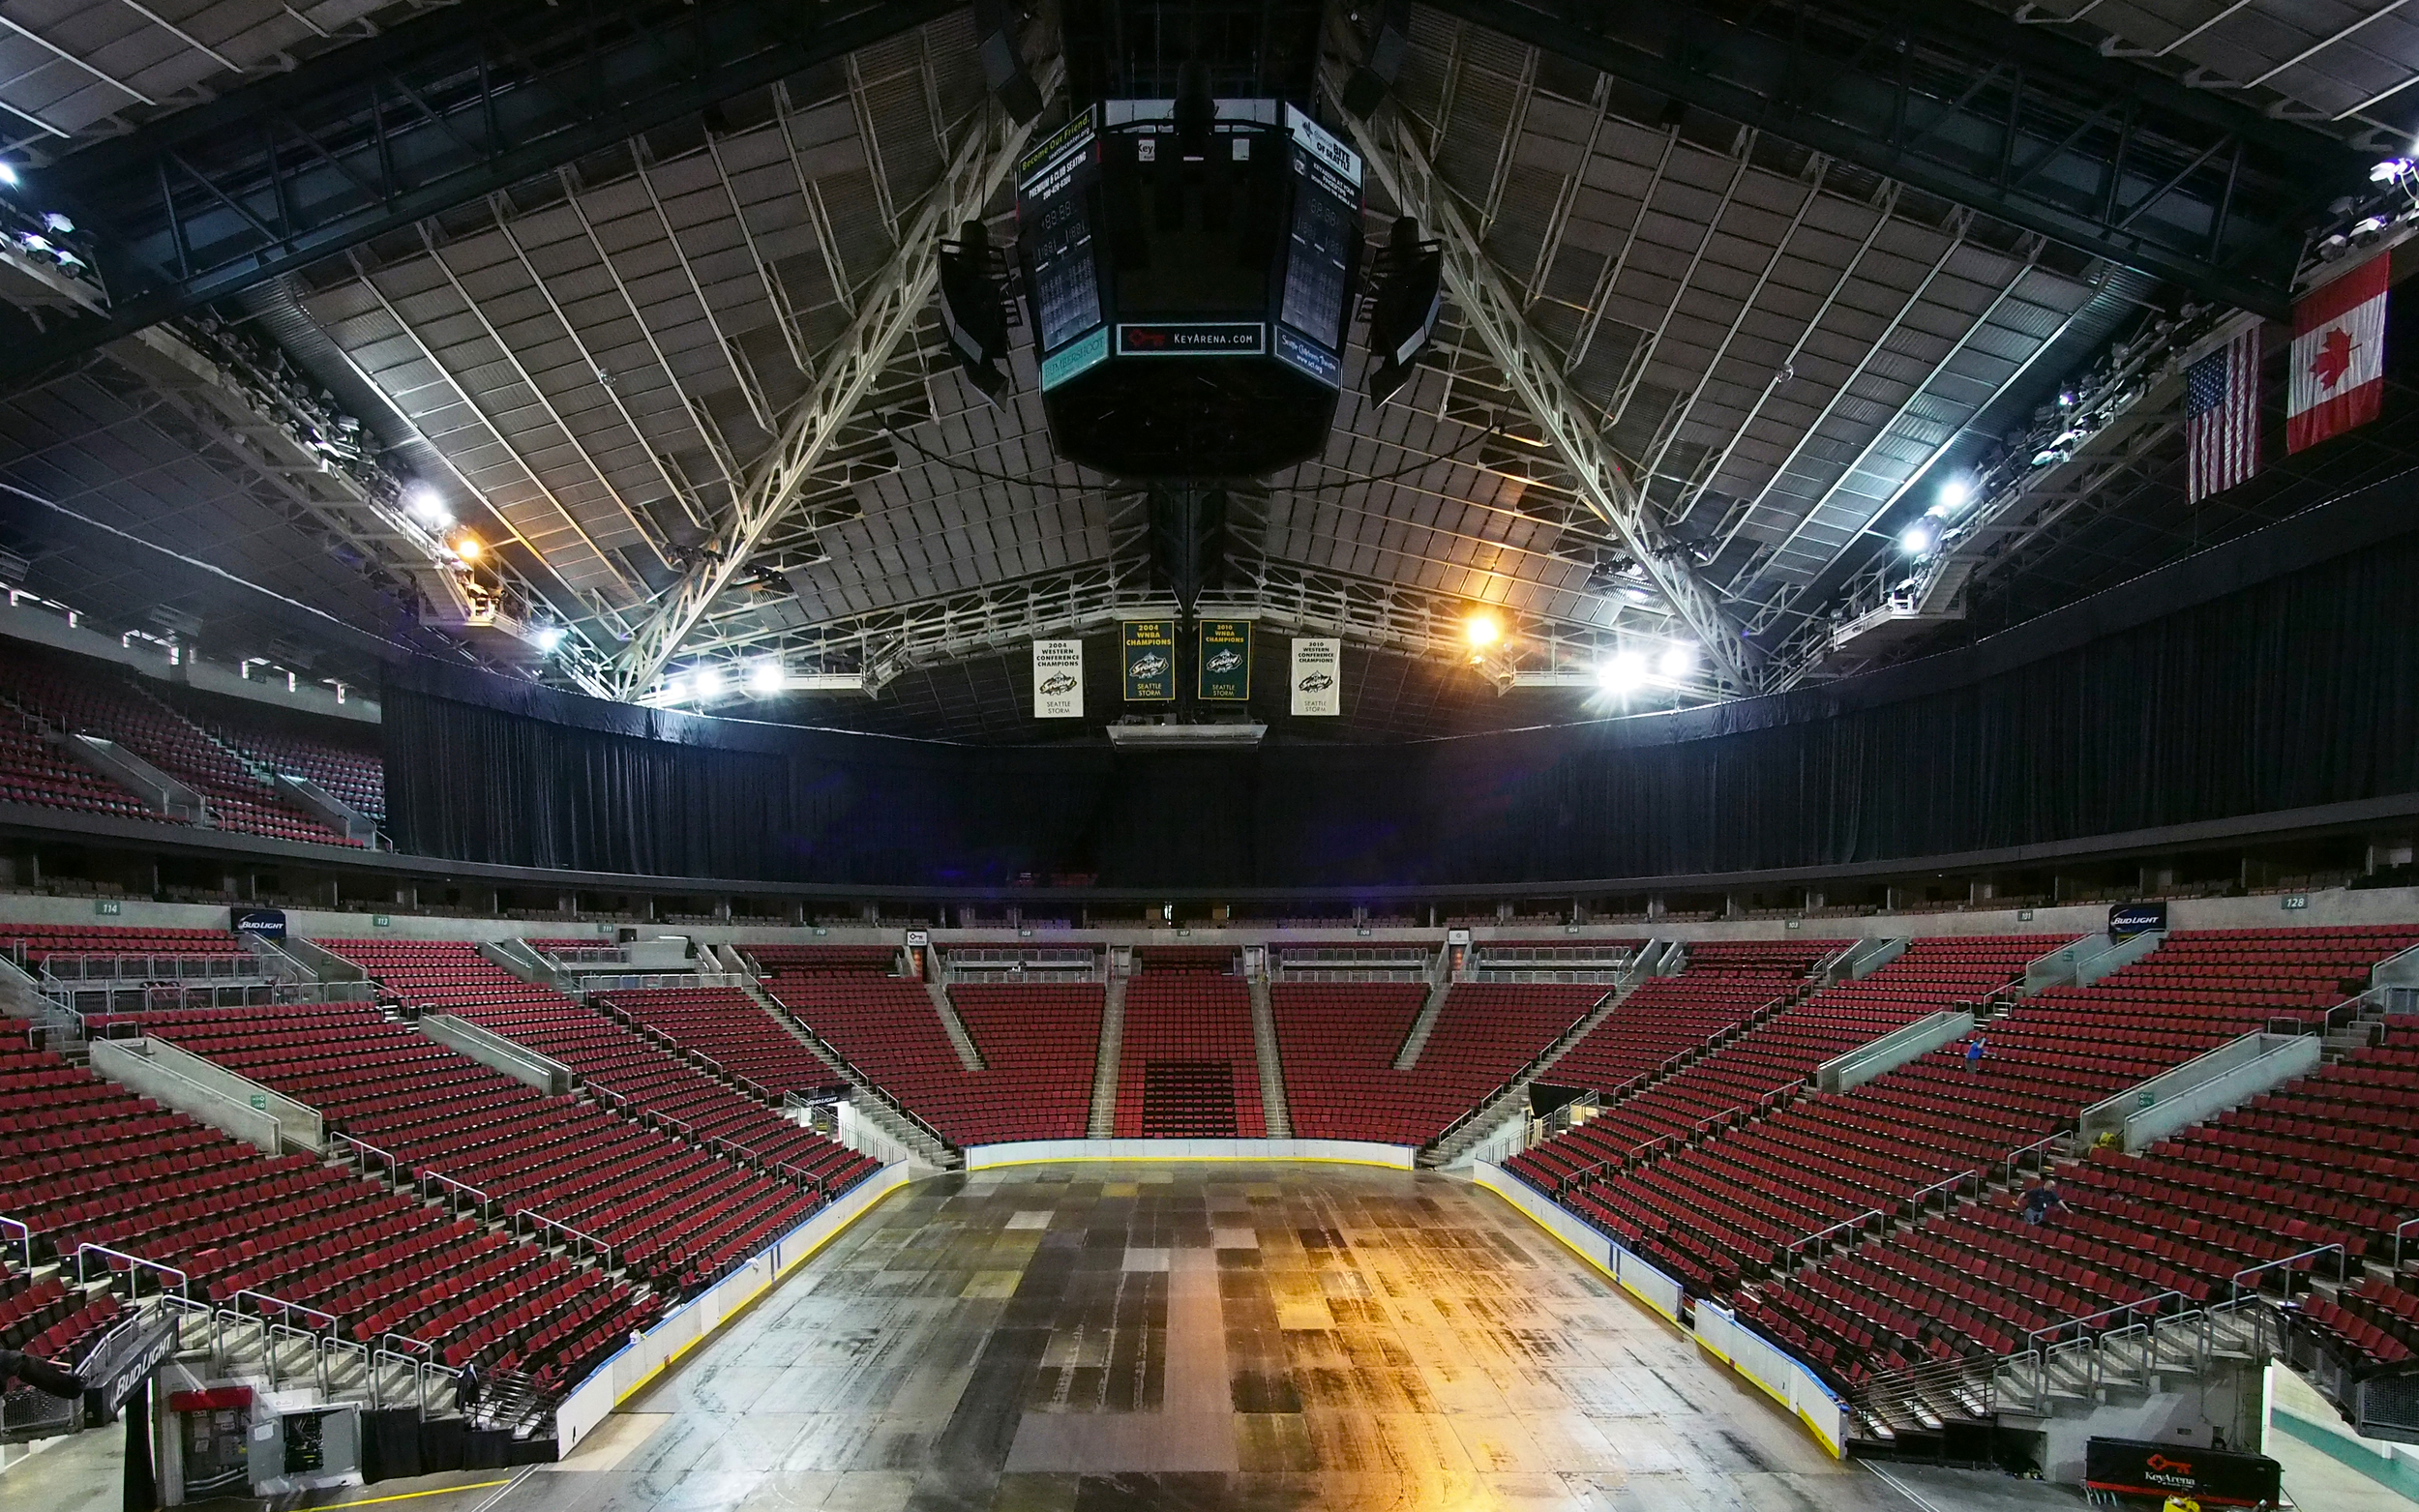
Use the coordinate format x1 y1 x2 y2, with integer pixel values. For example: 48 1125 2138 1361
1121 619 1177 701
1031 639 1084 718
1197 619 1252 701
1291 637 1340 715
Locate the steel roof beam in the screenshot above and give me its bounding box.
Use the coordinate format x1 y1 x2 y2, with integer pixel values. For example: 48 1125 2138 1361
2 0 958 393
605 63 1063 700
1330 74 1759 692
1424 0 2358 319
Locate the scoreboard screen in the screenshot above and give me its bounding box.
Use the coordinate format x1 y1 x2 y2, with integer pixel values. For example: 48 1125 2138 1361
1015 99 1365 476
1276 105 1360 388
1016 114 1107 390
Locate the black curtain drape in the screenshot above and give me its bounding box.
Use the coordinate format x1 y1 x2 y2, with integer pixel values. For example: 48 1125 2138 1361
383 507 2419 890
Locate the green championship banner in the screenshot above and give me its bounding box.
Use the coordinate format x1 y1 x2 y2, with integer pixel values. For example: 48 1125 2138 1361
1198 619 1252 700
1121 619 1177 701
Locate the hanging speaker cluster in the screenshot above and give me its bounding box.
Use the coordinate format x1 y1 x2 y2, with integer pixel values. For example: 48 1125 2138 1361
937 220 1022 405
1360 216 1442 407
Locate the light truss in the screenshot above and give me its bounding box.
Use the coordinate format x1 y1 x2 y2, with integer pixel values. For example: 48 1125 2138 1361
607 62 1063 700
1325 68 1759 694
661 542 1714 706
1763 301 2229 687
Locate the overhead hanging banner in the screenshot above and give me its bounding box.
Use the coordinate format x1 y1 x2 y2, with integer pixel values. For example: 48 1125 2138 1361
1291 637 1340 715
1197 619 1252 701
1031 639 1084 718
1121 619 1177 701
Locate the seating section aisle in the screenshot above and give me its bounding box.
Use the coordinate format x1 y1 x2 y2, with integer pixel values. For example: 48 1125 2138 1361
0 644 358 846
142 1001 833 1301
323 941 870 1192
1747 1027 2419 1395
599 987 849 1101
1270 981 1606 1143
0 702 151 823
1543 940 1838 1103
1117 970 1264 1139
1551 927 2419 1300
769 977 1105 1144
164 684 387 828
947 985 1104 1141
1513 936 2067 1191
0 1014 655 1389
1270 984 1428 1142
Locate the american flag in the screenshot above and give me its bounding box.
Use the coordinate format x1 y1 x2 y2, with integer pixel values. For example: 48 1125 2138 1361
2184 326 2260 503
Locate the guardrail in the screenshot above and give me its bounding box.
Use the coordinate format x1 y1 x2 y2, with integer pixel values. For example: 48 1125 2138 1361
39 953 260 983
2229 1243 2345 1306
2395 1216 2419 1271
231 1290 335 1332
1904 1169 1981 1212
1778 1209 1885 1272
0 1214 28 1268
512 1209 615 1267
73 1242 187 1299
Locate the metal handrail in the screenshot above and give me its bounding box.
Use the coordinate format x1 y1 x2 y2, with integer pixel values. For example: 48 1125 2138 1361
1998 1128 2069 1173
2022 1289 2191 1353
74 1242 187 1298
1904 1169 1980 1211
513 1208 615 1266
2229 1243 2345 1305
333 1131 404 1176
2394 1215 2419 1271
234 1290 336 1332
1779 1208 1885 1267
422 1170 494 1215
0 1213 29 1267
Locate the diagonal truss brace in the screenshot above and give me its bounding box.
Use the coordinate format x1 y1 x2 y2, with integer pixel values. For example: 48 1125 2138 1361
606 63 1062 699
1326 77 1759 693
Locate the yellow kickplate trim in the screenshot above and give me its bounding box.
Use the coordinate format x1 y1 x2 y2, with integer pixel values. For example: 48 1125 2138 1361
315 1480 513 1509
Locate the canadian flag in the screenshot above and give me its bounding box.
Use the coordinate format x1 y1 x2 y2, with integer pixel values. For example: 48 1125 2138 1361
2286 254 2388 454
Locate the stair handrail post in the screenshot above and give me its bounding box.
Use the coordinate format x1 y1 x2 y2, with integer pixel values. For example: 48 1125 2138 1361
2228 1242 2346 1309
75 1241 187 1299
2394 1215 2419 1272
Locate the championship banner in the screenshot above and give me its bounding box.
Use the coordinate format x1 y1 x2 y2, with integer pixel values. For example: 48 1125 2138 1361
1030 639 1084 718
1291 637 1340 715
1197 619 1252 700
1121 619 1177 701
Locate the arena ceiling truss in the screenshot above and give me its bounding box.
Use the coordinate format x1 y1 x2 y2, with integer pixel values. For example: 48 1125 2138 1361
0 0 2390 737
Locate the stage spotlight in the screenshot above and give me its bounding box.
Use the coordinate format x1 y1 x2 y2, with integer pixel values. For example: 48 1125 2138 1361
1598 649 1648 694
451 531 483 561
0 163 19 188
1935 476 1972 512
691 666 725 699
1657 642 1696 679
1898 519 1937 555
748 661 785 696
1463 611 1502 650
529 626 564 654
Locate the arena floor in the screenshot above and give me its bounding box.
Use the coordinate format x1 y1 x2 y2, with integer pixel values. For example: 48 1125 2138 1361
501 1162 2075 1512
8 1163 2193 1511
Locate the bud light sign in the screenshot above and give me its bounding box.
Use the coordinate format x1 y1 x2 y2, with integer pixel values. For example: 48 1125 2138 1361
2107 902 2166 939
230 907 287 941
